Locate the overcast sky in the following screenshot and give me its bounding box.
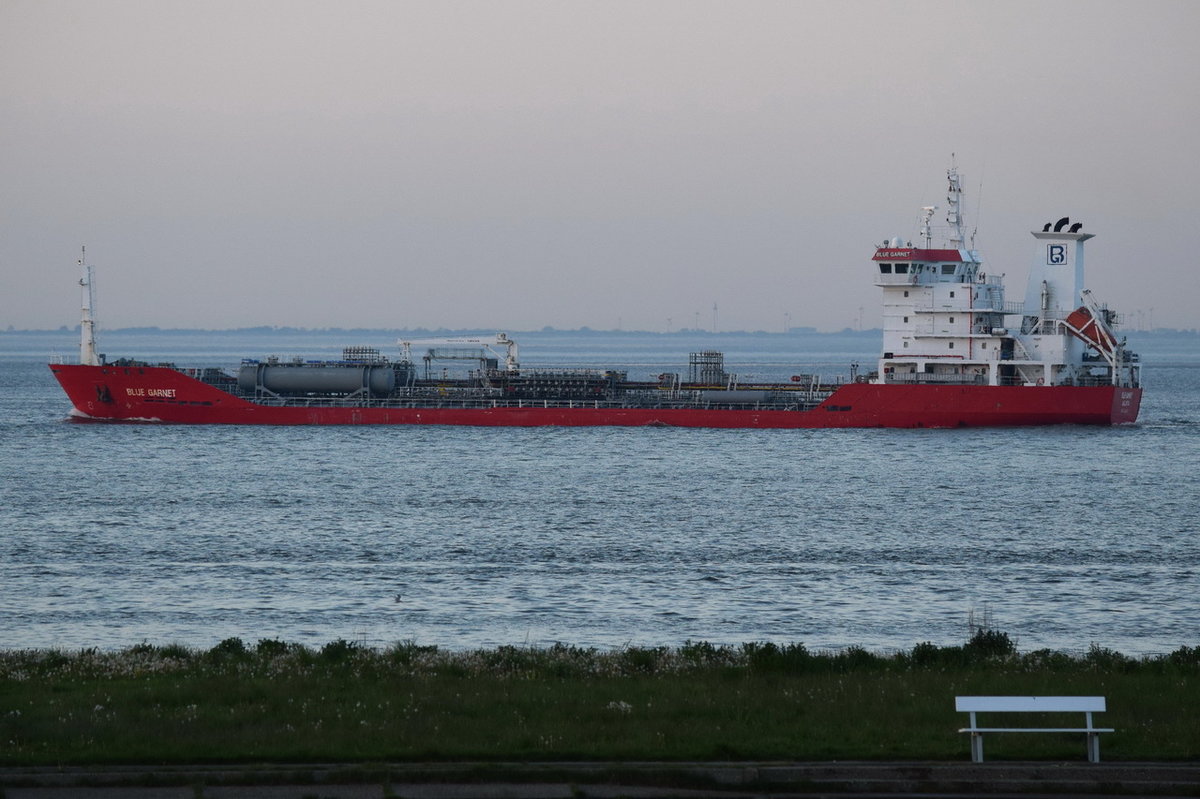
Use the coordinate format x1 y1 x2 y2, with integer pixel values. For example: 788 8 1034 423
2 0 1197 332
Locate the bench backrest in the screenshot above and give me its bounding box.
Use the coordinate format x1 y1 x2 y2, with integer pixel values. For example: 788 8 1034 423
955 696 1105 713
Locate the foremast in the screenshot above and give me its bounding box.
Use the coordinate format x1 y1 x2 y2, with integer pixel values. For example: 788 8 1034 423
78 247 100 366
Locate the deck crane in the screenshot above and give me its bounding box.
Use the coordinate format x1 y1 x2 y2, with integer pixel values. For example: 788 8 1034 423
397 333 520 380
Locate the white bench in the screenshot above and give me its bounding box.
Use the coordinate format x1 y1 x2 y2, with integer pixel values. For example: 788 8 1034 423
955 696 1113 763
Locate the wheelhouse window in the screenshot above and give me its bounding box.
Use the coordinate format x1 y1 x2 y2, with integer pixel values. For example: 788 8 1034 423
879 263 893 274
942 264 956 275
895 263 909 274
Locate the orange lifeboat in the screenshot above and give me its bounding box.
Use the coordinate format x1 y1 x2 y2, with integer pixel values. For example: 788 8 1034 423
1065 306 1117 354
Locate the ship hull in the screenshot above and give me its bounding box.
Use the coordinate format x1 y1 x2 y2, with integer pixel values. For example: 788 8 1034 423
49 364 1142 428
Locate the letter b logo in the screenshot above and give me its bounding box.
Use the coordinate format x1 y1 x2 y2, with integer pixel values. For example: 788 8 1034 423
1047 244 1067 265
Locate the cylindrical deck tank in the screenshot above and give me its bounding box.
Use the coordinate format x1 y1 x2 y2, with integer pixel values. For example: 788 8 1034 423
238 363 396 397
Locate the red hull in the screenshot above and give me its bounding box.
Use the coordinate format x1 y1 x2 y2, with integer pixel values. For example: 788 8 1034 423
50 364 1142 428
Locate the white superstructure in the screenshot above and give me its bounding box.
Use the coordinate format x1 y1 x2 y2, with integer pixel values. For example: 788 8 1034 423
872 165 1139 389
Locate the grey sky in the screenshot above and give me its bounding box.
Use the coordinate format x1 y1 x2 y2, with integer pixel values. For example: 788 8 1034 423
2 0 1197 332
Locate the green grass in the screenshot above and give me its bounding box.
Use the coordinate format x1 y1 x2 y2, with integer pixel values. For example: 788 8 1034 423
1 635 1197 765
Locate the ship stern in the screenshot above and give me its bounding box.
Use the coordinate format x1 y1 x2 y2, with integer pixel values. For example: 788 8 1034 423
1111 386 1142 424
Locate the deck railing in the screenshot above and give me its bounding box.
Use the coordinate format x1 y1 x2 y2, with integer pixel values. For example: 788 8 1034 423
242 394 835 412
883 373 988 385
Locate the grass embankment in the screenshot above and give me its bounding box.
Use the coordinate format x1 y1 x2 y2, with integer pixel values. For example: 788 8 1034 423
1 633 1198 765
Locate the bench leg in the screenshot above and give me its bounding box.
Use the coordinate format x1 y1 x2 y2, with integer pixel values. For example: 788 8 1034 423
1087 733 1100 763
971 732 984 763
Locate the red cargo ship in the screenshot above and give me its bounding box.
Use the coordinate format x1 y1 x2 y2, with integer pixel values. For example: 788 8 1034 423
50 167 1141 427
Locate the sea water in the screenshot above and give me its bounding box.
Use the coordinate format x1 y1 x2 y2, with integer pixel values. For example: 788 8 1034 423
1 329 1197 655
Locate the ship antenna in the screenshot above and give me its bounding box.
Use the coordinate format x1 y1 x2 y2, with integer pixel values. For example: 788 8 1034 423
971 162 985 250
78 246 99 366
919 206 937 247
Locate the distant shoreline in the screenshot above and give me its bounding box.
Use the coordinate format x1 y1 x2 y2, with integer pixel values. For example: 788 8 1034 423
3 326 1197 338
6 325 881 337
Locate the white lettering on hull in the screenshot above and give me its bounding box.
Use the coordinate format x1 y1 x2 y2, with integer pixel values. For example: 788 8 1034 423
125 387 176 398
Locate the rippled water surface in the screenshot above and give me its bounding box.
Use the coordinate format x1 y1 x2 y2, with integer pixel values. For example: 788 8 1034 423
2 329 1198 654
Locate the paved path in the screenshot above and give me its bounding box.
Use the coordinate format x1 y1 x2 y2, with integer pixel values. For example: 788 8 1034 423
3 761 1200 798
